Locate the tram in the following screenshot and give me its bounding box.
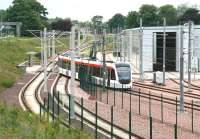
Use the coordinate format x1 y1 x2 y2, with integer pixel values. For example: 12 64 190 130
57 54 132 89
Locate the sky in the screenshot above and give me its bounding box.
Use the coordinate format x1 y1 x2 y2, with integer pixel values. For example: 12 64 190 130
0 0 199 21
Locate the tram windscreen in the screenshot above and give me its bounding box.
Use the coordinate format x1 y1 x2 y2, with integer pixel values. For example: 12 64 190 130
116 64 131 83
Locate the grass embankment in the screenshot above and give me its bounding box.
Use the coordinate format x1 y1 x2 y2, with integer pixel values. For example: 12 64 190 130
0 37 68 93
0 37 92 138
0 37 39 92
0 103 92 139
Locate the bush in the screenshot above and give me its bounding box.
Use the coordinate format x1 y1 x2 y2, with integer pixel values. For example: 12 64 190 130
1 79 14 88
0 103 92 139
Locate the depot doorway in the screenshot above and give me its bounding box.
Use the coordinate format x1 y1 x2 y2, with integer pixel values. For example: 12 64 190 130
153 32 176 71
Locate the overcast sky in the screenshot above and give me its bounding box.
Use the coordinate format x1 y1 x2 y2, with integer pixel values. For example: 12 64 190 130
0 0 199 21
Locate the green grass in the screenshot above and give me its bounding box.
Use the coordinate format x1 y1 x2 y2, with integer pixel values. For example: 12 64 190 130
0 37 69 93
0 103 92 139
0 37 92 138
0 37 39 92
1 79 14 88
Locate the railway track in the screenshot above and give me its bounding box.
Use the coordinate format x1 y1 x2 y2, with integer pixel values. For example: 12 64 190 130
19 42 144 139
131 79 200 111
51 76 143 139
169 78 200 91
19 71 42 112
133 81 200 100
19 39 91 112
19 62 54 112
167 72 200 91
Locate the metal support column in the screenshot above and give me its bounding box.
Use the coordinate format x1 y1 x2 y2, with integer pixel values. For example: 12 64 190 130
48 37 51 57
179 25 184 112
43 28 48 93
139 18 144 82
78 30 80 56
116 34 119 61
69 26 76 119
129 31 132 62
188 21 192 92
102 29 106 91
40 31 44 66
121 35 124 62
93 29 97 54
52 30 55 57
163 18 166 85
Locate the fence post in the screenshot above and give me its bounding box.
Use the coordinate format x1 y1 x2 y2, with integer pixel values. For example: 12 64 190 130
130 91 132 112
69 94 71 127
100 80 102 102
122 85 124 109
47 93 50 122
89 78 91 95
95 101 98 139
57 91 60 118
150 116 152 139
139 88 141 115
149 91 151 117
93 79 94 96
95 79 97 98
52 91 55 122
174 124 177 139
161 93 163 123
88 79 90 95
43 98 46 120
81 97 84 130
91 78 93 95
176 96 177 126
129 111 132 139
111 106 113 139
114 83 116 106
39 103 41 121
107 87 108 104
192 100 194 132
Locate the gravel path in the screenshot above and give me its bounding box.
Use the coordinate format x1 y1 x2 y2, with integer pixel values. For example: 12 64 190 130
0 73 35 107
74 81 200 138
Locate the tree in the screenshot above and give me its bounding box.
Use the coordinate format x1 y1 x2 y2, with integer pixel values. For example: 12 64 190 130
50 18 72 31
0 10 6 21
125 11 139 29
139 4 159 26
91 15 103 29
108 13 125 32
158 5 177 25
177 4 190 17
179 8 200 24
6 0 48 36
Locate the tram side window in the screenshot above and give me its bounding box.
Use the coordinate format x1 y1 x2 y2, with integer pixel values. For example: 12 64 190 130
92 67 101 77
76 64 79 72
67 62 71 70
111 69 116 80
65 62 68 69
58 60 62 67
100 67 103 77
89 67 93 75
61 61 65 69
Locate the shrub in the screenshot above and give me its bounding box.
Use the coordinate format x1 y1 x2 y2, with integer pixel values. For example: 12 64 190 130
1 79 14 88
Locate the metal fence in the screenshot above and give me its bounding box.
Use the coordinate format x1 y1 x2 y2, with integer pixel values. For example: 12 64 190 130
78 79 200 138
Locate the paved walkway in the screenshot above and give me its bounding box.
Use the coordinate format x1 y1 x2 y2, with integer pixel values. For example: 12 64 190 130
0 73 34 107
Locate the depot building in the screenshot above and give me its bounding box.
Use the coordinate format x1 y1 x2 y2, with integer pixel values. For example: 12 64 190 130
121 25 200 73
